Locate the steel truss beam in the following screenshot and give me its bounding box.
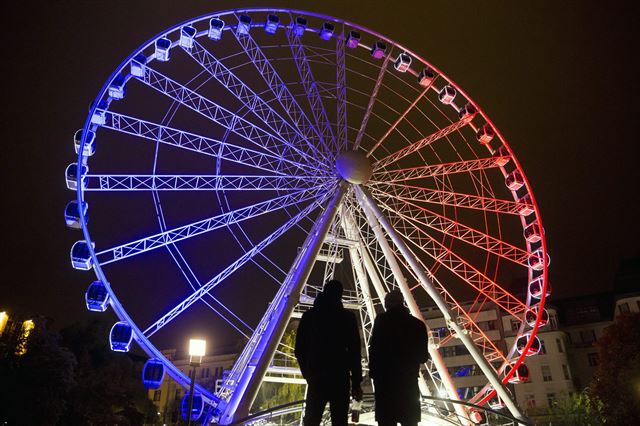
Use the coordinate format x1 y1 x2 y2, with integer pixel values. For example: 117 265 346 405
335 26 348 153
96 185 328 265
143 187 336 338
373 191 535 267
353 188 468 421
134 66 309 173
355 186 526 422
373 114 476 167
372 155 509 183
370 182 531 215
215 183 347 424
372 196 528 319
286 21 338 154
84 174 323 191
99 111 316 176
183 39 328 169
232 22 333 163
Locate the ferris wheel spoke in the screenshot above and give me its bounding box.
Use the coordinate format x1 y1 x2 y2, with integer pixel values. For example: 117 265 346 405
83 174 324 191
372 155 509 183
135 65 307 169
373 191 532 267
335 26 348 153
353 52 392 150
182 39 329 170
286 19 338 155
372 114 477 168
98 110 314 176
380 207 527 318
370 181 530 215
231 21 333 164
96 185 331 266
143 186 333 339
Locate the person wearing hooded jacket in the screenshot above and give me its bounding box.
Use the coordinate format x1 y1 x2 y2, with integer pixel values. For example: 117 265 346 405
295 280 363 425
369 289 430 426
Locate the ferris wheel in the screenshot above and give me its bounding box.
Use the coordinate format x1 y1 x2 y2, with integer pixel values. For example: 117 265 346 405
65 7 550 424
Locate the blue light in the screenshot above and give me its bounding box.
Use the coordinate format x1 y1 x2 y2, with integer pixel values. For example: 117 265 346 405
264 14 279 35
65 162 88 191
64 200 88 229
70 240 93 270
179 26 197 49
155 37 172 62
73 129 96 157
130 53 147 78
371 41 387 59
109 321 133 352
181 392 204 421
293 16 307 37
208 18 224 41
237 14 251 35
85 280 109 312
142 359 165 389
108 74 126 100
319 22 334 41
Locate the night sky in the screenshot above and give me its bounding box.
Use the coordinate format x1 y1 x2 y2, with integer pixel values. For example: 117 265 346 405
3 0 639 344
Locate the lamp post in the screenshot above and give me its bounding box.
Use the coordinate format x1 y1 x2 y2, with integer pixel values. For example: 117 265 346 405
187 338 206 426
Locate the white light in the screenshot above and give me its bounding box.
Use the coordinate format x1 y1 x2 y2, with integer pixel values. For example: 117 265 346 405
189 338 206 357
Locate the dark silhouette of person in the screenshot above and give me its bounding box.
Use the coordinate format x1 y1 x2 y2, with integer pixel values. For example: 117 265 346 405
369 289 429 426
295 280 363 425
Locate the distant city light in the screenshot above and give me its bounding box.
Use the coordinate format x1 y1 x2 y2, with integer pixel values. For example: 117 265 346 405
0 312 8 336
16 319 35 356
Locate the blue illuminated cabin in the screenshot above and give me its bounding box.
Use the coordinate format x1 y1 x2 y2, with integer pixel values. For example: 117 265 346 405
110 321 133 352
516 333 541 356
181 392 204 421
64 200 88 229
85 280 109 312
524 221 542 243
418 67 435 87
70 240 93 270
237 14 252 35
208 18 225 41
264 14 279 35
529 276 551 299
319 22 334 41
131 53 147 77
505 362 530 384
65 163 88 191
477 123 495 145
505 170 524 191
180 26 197 49
108 75 126 100
142 359 165 389
525 304 549 328
155 37 172 62
394 53 412 72
74 129 96 157
90 100 108 125
371 41 387 59
458 103 477 120
438 85 456 105
293 17 307 36
346 31 360 48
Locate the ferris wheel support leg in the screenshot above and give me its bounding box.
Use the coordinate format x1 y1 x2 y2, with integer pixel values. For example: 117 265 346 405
355 186 528 423
353 186 468 423
217 182 347 424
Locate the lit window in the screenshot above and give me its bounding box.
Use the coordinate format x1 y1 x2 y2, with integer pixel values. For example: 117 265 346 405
562 364 571 380
539 339 547 355
588 352 599 367
526 394 536 409
619 302 630 314
541 365 552 382
556 338 564 353
510 319 520 332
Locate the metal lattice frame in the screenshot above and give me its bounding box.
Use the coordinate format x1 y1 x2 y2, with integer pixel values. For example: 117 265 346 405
69 8 550 425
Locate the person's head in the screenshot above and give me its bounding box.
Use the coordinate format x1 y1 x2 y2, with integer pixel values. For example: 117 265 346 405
323 280 343 306
384 289 405 311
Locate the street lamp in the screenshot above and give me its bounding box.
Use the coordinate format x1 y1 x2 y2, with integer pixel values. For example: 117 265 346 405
187 338 206 426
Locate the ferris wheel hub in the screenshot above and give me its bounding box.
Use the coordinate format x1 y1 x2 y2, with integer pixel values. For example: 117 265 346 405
335 150 373 184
